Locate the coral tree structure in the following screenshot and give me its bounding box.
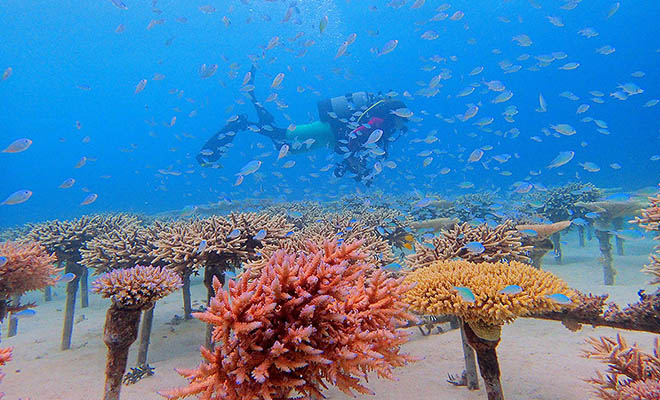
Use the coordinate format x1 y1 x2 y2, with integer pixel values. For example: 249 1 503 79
516 221 571 268
161 240 415 400
408 221 531 270
633 186 660 283
0 241 59 321
583 335 660 400
404 259 575 400
93 265 181 400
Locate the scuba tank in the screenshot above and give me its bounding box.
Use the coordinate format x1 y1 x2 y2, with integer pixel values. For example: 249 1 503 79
317 91 375 122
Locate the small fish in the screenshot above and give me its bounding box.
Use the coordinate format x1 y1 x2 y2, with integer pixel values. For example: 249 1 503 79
227 229 241 239
519 229 538 237
285 231 294 237
545 293 572 304
225 270 237 280
196 240 207 254
377 39 398 56
58 178 76 189
558 62 580 70
376 226 387 235
2 138 32 153
463 241 485 254
253 229 267 241
499 285 523 295
319 15 328 33
271 73 285 89
365 129 383 145
585 212 600 219
80 193 98 206
2 67 12 80
547 151 574 169
514 182 533 194
277 144 289 160
13 309 36 319
110 0 128 10
75 156 87 168
414 198 432 208
383 262 403 271
453 286 476 303
282 160 296 168
1 190 32 205
135 79 147 94
0 256 7 267
58 272 76 283
239 160 262 176
468 149 484 163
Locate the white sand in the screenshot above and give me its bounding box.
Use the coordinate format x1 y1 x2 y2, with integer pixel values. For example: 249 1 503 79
2 230 657 400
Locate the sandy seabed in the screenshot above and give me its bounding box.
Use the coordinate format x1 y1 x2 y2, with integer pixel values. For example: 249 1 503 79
2 231 658 400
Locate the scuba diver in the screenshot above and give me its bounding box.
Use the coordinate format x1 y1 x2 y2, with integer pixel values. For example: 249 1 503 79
196 66 410 185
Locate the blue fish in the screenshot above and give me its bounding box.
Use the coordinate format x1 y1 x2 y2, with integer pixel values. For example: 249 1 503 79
376 226 386 235
253 229 267 241
545 293 572 304
383 262 403 272
225 270 237 280
345 226 354 231
499 285 523 295
285 231 294 237
0 256 7 267
606 193 631 202
519 229 538 237
227 229 241 239
349 218 358 224
463 241 485 255
336 231 344 236
453 287 476 303
58 272 76 283
288 211 303 218
571 218 587 226
421 233 435 242
414 197 433 208
196 240 207 254
13 309 36 319
585 212 600 219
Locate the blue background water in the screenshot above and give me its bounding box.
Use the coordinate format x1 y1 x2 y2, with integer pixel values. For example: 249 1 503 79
1 0 659 227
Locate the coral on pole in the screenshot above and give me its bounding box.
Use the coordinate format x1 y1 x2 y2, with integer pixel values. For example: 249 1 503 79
160 240 415 400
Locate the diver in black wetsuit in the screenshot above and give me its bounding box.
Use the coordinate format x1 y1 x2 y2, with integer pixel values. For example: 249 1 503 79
196 66 410 185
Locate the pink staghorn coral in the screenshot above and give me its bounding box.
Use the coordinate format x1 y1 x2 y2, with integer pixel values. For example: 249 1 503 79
160 240 416 400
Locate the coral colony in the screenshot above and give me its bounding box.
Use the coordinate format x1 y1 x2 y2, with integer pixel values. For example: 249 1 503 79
2 183 660 399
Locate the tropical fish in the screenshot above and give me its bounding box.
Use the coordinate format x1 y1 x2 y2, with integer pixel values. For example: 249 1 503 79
547 151 574 169
390 108 413 118
492 90 513 104
199 64 218 79
580 162 600 172
234 175 244 186
277 144 289 160
196 240 207 254
453 286 475 303
414 198 432 208
468 149 484 163
13 309 36 319
536 93 547 112
518 229 538 237
545 293 572 304
283 160 295 168
58 178 76 189
1 190 32 205
135 79 147 94
2 67 12 80
365 129 383 145
463 241 485 254
2 138 32 153
271 73 285 89
0 256 7 267
558 62 580 70
514 182 533 194
551 124 576 136
58 272 76 283
239 160 261 176
319 15 328 33
253 229 267 241
383 262 403 271
80 193 98 206
110 0 128 10
227 229 241 239
377 39 398 56
499 285 523 295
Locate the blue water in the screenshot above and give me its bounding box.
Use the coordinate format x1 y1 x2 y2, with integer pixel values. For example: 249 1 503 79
1 0 659 227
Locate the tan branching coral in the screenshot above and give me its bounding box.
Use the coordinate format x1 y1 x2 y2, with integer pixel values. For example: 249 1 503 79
92 265 182 310
80 222 164 274
633 186 660 284
160 240 415 400
411 217 459 233
583 334 660 400
516 221 572 269
404 259 575 328
407 221 531 270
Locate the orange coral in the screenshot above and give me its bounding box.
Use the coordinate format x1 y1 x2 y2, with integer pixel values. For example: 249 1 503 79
160 240 415 400
0 347 11 400
633 185 660 284
583 334 660 399
0 241 60 300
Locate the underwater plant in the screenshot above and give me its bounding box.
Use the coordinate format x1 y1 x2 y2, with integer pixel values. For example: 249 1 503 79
0 241 59 322
408 221 531 270
93 265 181 400
404 259 575 400
515 220 572 268
583 334 660 400
632 185 660 284
160 240 415 400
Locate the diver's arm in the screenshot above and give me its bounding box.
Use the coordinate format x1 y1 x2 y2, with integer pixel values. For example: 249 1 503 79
196 114 249 166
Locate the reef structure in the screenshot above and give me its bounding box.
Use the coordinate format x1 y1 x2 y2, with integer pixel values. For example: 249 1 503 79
93 265 181 400
404 259 575 400
632 185 660 283
160 240 415 400
515 221 571 269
